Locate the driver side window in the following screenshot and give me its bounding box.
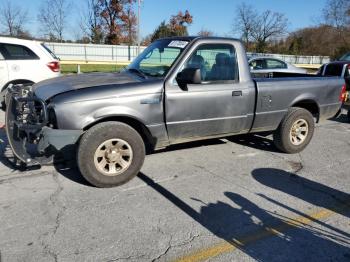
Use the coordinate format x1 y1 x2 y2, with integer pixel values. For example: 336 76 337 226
184 44 238 82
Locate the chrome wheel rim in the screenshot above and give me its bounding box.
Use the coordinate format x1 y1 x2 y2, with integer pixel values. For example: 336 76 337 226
289 119 309 146
94 139 133 176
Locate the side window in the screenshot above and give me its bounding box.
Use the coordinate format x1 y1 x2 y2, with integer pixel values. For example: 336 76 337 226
0 50 4 60
184 44 238 82
250 59 266 70
1 44 39 60
266 59 287 69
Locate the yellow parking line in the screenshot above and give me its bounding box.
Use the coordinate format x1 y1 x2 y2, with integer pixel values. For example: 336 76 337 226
176 205 348 262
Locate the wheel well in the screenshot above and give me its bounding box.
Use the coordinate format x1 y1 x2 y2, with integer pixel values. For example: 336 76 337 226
83 116 157 153
1 79 34 92
292 100 320 122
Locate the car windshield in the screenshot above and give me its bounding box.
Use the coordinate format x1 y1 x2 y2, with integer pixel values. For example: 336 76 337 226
339 52 350 61
126 39 189 77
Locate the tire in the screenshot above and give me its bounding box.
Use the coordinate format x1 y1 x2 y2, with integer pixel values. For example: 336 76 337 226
77 121 145 188
273 107 315 154
347 110 350 123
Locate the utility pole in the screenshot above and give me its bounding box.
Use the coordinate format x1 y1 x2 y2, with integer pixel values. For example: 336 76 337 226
137 0 141 55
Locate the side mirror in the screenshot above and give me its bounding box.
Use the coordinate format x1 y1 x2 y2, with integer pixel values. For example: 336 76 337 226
176 68 201 89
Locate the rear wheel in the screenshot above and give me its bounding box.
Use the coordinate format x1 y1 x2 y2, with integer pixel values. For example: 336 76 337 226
273 108 315 154
77 122 145 187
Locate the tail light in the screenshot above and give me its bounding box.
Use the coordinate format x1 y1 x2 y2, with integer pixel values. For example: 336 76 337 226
47 61 60 72
339 84 347 103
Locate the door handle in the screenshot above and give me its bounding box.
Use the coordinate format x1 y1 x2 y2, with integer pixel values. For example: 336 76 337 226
232 91 242 96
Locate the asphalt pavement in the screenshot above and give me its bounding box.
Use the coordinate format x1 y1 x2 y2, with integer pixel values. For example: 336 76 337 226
0 111 349 262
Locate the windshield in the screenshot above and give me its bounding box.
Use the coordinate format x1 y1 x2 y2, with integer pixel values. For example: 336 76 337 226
339 52 350 61
126 39 189 77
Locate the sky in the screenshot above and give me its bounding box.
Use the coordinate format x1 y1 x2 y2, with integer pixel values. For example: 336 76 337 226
8 0 328 40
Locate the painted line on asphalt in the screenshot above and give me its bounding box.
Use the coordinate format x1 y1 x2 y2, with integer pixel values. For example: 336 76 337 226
175 204 349 262
236 152 260 158
122 174 202 192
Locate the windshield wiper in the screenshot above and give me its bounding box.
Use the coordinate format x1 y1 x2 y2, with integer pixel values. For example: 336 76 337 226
127 68 147 79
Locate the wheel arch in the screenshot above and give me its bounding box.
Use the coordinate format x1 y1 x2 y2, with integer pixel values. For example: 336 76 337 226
83 116 157 153
291 99 320 122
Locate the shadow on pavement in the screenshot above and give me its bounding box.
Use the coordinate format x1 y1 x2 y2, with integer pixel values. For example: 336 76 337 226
138 173 350 261
154 138 226 154
0 129 29 172
227 134 280 153
252 168 350 219
329 113 350 124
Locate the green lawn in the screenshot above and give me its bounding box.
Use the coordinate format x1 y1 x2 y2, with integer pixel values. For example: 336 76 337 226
61 64 126 74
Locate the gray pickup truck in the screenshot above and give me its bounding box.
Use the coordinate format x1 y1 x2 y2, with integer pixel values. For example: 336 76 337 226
5 37 345 187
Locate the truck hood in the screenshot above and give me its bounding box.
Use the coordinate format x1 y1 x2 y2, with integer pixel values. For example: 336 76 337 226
32 71 141 101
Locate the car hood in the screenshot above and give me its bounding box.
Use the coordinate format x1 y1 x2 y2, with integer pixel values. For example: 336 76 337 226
32 71 142 101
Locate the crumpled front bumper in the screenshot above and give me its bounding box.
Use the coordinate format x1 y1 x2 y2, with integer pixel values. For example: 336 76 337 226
5 85 83 165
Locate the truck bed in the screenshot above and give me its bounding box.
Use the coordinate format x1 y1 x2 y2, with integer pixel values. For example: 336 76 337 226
250 76 344 133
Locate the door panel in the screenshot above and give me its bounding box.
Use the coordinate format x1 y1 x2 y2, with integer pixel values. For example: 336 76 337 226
165 43 256 143
165 81 256 142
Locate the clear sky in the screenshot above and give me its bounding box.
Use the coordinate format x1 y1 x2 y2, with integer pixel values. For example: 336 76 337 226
11 0 328 40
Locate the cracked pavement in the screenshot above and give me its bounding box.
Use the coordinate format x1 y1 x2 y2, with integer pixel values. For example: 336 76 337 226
0 111 350 262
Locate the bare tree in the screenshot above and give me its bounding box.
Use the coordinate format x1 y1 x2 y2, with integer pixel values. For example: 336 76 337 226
233 4 256 48
80 0 104 43
0 0 29 36
234 5 288 52
38 0 71 41
323 0 350 28
251 10 289 52
323 0 350 45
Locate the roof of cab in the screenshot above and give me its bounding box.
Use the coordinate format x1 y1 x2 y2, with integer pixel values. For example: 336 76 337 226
157 36 241 42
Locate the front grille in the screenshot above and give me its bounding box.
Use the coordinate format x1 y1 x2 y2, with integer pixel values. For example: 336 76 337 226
8 84 48 131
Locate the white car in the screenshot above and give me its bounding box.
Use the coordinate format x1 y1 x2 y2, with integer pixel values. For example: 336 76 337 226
0 37 60 106
248 57 307 75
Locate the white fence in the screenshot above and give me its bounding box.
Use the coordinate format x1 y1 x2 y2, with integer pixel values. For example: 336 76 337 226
247 52 330 65
45 42 330 65
45 42 147 62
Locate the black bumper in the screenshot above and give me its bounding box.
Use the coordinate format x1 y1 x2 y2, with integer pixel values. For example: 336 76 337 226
5 85 83 165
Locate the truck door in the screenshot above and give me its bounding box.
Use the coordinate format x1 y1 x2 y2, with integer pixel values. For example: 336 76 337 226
0 49 8 91
165 43 256 142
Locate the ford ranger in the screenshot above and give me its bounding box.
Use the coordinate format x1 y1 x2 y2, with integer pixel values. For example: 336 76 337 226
5 37 346 187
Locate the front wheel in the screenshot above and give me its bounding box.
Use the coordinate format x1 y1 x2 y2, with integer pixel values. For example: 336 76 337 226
273 108 315 154
77 122 145 187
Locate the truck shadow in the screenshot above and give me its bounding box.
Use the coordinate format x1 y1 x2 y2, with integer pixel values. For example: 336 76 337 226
51 135 278 186
329 113 350 124
227 134 280 153
138 173 350 261
251 168 350 220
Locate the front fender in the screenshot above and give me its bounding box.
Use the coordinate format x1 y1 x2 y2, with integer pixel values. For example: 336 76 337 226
84 105 147 128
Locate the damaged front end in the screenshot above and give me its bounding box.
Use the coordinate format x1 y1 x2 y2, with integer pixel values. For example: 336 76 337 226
5 85 83 166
